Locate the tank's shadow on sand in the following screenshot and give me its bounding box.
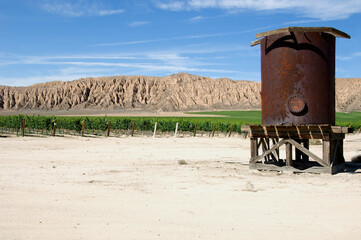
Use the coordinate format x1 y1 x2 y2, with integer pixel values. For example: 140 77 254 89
345 155 361 173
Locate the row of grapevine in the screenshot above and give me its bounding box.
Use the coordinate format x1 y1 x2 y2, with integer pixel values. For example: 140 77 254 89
1 115 359 136
0 115 248 135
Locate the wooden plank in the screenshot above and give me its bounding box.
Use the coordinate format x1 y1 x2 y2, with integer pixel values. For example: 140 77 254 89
261 138 269 162
250 132 327 139
249 125 347 140
285 142 292 166
303 139 309 162
331 126 350 134
251 39 262 47
249 163 333 174
257 138 262 149
288 139 329 167
271 138 280 161
263 138 279 162
255 27 350 39
323 140 331 165
295 139 302 161
330 139 345 165
250 138 258 158
331 139 339 166
250 139 288 163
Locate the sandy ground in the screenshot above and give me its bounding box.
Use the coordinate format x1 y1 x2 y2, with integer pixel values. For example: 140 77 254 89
0 134 360 240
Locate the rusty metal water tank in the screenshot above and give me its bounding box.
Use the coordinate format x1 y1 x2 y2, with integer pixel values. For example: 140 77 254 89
251 27 350 125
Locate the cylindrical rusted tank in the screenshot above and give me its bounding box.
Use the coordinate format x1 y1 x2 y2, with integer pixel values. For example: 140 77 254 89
251 27 350 125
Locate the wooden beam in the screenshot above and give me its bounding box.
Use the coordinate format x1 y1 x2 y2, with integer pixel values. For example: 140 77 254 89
303 139 309 162
288 139 329 167
271 138 280 161
255 27 350 39
249 163 333 174
261 138 270 162
331 126 351 134
250 138 258 158
323 140 331 165
250 139 288 163
285 142 292 166
251 39 262 47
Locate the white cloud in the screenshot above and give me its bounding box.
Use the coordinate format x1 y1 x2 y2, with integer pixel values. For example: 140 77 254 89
188 14 227 22
337 52 361 61
97 9 124 16
128 21 151 27
155 0 361 20
41 0 124 17
91 29 263 47
155 1 185 11
0 74 86 87
0 50 245 86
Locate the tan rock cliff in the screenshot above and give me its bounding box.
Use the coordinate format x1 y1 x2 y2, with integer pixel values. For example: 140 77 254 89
0 73 359 112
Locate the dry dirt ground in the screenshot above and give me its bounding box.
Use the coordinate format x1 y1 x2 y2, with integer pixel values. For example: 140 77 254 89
0 134 360 240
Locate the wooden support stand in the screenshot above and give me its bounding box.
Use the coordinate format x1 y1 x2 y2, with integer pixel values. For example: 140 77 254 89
246 125 350 174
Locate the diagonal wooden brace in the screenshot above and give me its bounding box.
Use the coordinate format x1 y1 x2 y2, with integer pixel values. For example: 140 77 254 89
250 139 288 163
287 139 329 167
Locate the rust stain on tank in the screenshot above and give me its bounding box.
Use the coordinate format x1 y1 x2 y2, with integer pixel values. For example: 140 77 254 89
252 27 350 126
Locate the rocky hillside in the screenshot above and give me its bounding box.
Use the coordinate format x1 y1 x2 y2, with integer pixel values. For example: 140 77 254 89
0 73 261 112
0 73 359 112
335 78 361 112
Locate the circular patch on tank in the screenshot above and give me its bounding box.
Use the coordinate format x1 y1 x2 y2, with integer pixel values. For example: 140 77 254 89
287 95 307 115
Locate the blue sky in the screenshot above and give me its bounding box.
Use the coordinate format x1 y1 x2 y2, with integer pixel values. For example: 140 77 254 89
1 0 361 86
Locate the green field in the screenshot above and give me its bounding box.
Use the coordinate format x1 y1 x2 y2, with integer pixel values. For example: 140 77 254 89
189 111 361 129
188 111 261 122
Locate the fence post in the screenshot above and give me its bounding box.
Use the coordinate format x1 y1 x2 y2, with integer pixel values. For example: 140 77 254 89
228 125 233 137
52 119 57 136
212 124 216 137
81 120 85 137
131 122 135 137
193 123 197 137
21 118 25 137
153 122 157 138
107 121 111 137
174 122 179 138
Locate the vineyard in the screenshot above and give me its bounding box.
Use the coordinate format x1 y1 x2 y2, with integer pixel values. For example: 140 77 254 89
0 111 359 137
0 115 252 137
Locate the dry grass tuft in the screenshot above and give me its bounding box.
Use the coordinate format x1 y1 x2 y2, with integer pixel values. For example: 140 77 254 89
178 160 188 165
